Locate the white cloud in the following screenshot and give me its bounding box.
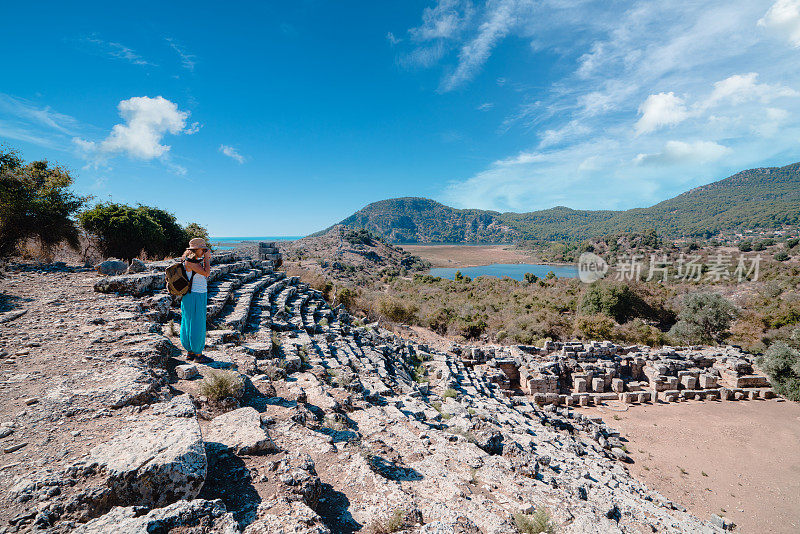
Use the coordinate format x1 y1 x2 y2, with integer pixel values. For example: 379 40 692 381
429 1 800 214
410 0 473 41
219 144 245 164
0 94 77 135
635 92 689 134
759 0 800 47
704 72 798 107
166 38 197 71
477 102 494 111
441 0 523 91
80 37 155 66
386 32 401 45
75 96 190 161
633 140 731 166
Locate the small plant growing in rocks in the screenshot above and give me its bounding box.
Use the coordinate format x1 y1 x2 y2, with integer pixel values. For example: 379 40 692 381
367 509 406 534
199 370 244 401
443 387 457 399
513 508 557 534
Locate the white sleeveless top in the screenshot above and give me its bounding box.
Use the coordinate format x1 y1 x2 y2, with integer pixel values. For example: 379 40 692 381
188 254 210 293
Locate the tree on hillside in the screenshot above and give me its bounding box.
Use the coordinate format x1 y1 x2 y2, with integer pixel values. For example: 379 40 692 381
668 292 738 345
136 205 186 257
757 341 800 401
0 149 88 258
184 222 211 248
78 203 165 261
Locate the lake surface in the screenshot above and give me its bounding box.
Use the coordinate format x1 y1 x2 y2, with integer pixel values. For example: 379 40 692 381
429 263 579 281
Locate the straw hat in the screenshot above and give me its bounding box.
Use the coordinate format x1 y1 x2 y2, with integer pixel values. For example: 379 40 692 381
187 237 208 251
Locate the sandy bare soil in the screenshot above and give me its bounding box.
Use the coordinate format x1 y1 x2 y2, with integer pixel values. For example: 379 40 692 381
586 399 800 534
400 244 541 268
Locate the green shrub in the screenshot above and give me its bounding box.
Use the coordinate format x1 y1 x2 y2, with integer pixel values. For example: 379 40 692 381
757 341 800 401
513 508 557 534
443 387 457 399
368 509 407 534
738 240 752 252
199 370 244 401
79 203 166 261
579 283 639 323
136 205 187 257
575 314 615 340
185 222 212 249
0 149 88 258
378 297 418 324
774 251 790 262
668 292 738 345
335 287 357 310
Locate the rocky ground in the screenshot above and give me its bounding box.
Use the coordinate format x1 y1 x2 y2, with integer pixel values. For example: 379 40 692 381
0 253 735 533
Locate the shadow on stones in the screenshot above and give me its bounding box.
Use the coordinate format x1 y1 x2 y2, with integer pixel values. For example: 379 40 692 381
366 455 423 481
198 443 262 528
316 483 361 534
0 291 32 312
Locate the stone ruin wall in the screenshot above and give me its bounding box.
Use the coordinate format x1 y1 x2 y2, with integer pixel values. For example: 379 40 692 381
456 339 774 408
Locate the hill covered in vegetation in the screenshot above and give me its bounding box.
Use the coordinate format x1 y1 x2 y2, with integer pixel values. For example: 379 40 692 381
326 162 800 242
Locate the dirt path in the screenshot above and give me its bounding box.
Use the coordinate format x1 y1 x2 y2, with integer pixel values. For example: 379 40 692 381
399 244 541 268
586 399 800 534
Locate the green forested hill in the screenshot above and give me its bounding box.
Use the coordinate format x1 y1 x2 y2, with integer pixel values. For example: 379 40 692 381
318 197 520 243
323 162 800 243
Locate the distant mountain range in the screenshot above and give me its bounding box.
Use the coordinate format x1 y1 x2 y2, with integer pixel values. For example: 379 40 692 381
320 162 800 243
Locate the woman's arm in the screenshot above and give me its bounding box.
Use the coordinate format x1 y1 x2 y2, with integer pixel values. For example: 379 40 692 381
184 253 211 277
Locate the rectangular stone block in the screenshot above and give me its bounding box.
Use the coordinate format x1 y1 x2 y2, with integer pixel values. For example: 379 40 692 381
573 377 588 393
698 374 717 388
592 377 605 393
719 388 732 400
705 390 719 400
666 376 679 389
611 378 624 393
748 389 760 399
621 392 633 404
578 395 590 407
680 376 698 390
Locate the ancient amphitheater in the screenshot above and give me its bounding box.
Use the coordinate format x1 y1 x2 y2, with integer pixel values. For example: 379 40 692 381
0 249 788 533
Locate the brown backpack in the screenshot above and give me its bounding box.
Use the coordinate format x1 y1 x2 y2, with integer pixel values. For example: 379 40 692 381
165 262 194 296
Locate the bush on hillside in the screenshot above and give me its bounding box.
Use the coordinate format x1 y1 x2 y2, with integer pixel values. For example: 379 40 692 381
78 203 166 261
377 297 418 324
79 202 204 261
579 283 639 323
0 149 88 258
136 205 187 257
757 341 800 401
668 292 738 345
575 314 615 341
184 222 210 243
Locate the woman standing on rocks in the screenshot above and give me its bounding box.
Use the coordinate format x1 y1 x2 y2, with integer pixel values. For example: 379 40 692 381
181 238 212 364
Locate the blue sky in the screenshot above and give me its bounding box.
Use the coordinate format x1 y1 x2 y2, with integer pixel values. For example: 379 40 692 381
2 1 800 236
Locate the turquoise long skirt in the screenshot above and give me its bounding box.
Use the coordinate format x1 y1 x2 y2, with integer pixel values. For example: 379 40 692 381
180 292 208 354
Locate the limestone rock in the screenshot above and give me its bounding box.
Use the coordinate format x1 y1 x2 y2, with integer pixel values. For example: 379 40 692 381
95 259 128 276
204 407 276 455
94 272 166 296
89 409 207 509
176 364 198 379
127 258 148 274
73 499 238 534
244 500 331 534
